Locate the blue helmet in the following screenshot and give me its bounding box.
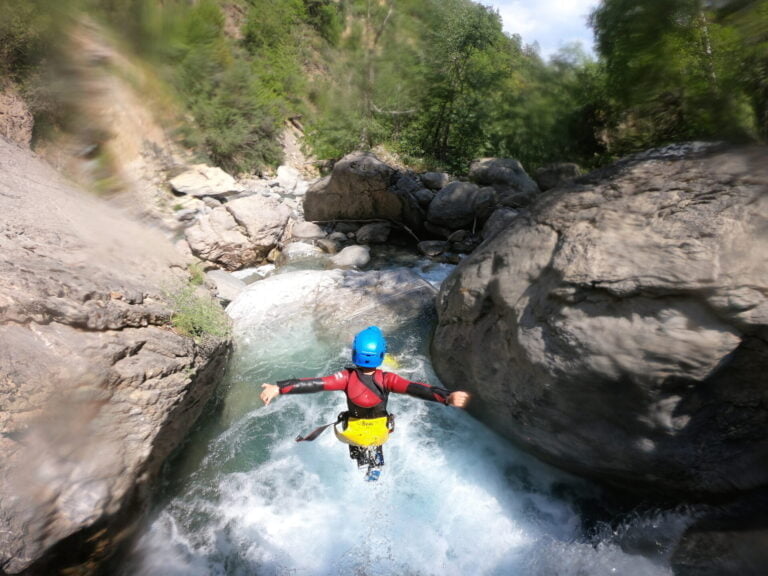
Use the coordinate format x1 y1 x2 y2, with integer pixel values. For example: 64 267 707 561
352 326 387 368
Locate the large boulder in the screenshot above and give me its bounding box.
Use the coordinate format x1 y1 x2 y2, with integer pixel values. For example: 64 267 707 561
303 151 413 224
432 143 768 496
0 137 230 574
469 157 540 207
185 194 290 270
426 181 495 230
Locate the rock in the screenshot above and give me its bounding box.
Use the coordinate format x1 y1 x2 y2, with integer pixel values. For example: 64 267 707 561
205 269 246 303
0 86 34 147
418 240 448 258
331 245 371 268
316 238 341 254
231 264 276 283
432 144 768 496
356 222 391 244
671 493 768 576
0 137 230 574
420 171 451 190
276 165 301 194
169 164 243 197
481 207 520 242
469 157 539 207
426 181 495 229
334 222 360 234
412 187 435 207
226 268 436 340
291 221 326 239
278 241 326 264
185 195 290 271
534 162 582 191
303 152 404 222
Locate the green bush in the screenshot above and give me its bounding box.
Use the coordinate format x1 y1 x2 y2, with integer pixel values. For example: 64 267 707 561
169 284 231 342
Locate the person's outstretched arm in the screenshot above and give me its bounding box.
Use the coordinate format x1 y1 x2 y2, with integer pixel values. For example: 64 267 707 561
260 371 349 406
382 372 470 408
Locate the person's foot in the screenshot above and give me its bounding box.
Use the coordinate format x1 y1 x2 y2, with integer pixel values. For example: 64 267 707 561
365 466 381 482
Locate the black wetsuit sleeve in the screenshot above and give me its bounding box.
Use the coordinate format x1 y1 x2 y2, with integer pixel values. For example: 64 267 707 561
277 378 326 395
405 382 451 404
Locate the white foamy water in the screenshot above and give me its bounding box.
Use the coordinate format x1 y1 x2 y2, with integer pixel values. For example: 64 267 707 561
121 261 692 576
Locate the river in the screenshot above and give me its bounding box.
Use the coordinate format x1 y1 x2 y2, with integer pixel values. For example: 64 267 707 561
119 250 694 576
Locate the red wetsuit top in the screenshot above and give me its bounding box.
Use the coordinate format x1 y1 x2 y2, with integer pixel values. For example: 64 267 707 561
277 367 451 418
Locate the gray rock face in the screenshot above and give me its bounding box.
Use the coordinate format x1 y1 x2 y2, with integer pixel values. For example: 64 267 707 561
303 152 402 222
432 144 768 495
0 137 230 574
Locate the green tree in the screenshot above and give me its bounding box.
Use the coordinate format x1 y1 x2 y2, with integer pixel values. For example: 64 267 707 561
590 0 759 153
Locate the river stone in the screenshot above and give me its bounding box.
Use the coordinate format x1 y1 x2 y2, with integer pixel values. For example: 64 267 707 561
331 245 371 268
0 137 230 574
356 222 391 244
226 268 437 343
291 221 326 239
278 241 326 264
432 144 768 496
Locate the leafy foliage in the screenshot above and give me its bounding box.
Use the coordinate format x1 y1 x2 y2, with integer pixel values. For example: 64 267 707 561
169 283 231 342
3 0 766 176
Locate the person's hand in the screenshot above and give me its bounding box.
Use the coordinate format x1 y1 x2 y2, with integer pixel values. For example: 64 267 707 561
446 391 470 409
260 383 280 406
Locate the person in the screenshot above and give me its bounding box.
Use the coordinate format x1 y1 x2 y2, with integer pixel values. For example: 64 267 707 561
260 326 470 481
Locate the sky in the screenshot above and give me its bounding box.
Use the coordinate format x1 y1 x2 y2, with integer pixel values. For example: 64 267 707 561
488 0 601 60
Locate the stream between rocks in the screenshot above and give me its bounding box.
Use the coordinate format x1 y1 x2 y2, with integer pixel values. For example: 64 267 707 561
118 251 696 576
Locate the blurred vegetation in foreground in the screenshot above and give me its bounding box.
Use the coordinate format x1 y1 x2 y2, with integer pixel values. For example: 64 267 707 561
2 0 766 175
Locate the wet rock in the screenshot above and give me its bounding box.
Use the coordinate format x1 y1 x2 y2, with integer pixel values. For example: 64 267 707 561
418 240 448 257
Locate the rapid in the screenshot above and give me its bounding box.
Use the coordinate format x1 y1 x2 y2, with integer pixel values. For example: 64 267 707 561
120 255 694 576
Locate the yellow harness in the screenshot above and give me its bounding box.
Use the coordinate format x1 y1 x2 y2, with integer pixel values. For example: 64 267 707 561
334 414 395 447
